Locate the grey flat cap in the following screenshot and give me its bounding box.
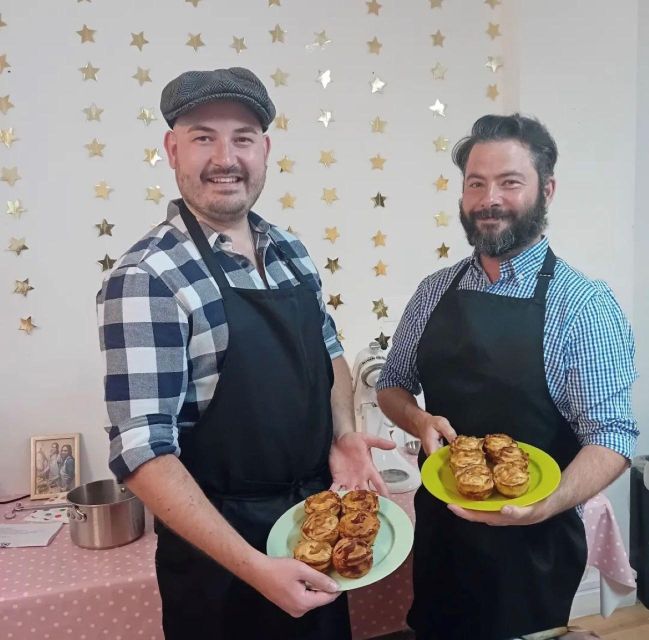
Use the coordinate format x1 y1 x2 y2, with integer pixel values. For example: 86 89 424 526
160 67 276 130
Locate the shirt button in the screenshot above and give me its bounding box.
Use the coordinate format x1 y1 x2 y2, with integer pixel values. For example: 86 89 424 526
241 259 249 267
218 234 227 242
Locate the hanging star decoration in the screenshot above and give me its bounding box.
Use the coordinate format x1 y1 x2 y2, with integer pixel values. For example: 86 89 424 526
429 0 443 8
370 154 386 170
367 0 382 15
375 332 390 350
1 166 20 186
327 294 343 310
373 260 388 276
19 317 36 335
319 150 336 168
372 230 387 247
231 36 247 54
367 36 382 55
132 67 152 86
371 192 387 208
279 193 296 209
0 95 14 114
137 107 156 126
14 278 34 297
486 84 499 100
370 75 386 94
429 99 446 117
372 298 389 319
309 30 332 49
98 254 116 271
275 114 289 130
0 14 6 28
269 24 285 43
437 243 450 258
337 329 345 342
431 30 445 47
434 211 450 227
371 116 387 133
76 24 96 43
0 55 10 74
94 181 113 199
317 110 334 128
325 258 340 274
286 225 299 236
485 0 501 8
85 138 105 157
433 136 449 152
431 62 447 80
144 148 163 167
146 186 164 204
317 69 332 88
268 0 281 6
95 218 114 237
486 56 504 73
435 175 449 191
486 23 501 39
322 188 339 205
7 200 26 218
186 0 202 6
270 68 289 87
324 227 340 243
187 33 205 52
0 127 18 147
130 31 149 51
8 237 28 255
83 103 103 121
79 62 99 81
277 156 294 173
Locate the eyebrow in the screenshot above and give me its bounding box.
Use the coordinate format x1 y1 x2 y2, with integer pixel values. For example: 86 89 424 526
186 124 260 134
465 171 527 181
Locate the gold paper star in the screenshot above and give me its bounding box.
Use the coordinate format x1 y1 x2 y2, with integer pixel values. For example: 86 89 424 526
312 31 332 48
431 62 447 80
434 211 450 227
269 24 285 43
367 0 382 15
98 254 116 271
1 166 20 186
76 24 96 43
95 218 114 236
319 150 336 168
286 225 299 236
317 110 334 128
277 156 295 173
486 56 504 73
144 148 163 167
130 32 149 51
371 116 387 133
375 332 390 350
431 30 445 47
0 95 14 114
317 69 332 89
486 84 499 101
373 260 388 276
325 258 340 274
429 99 446 117
79 62 99 81
486 23 501 39
83 103 103 121
268 0 281 6
84 138 105 157
435 175 449 191
279 192 296 209
370 154 386 170
146 186 164 204
433 136 449 152
0 15 6 28
187 33 205 52
270 68 289 87
137 107 156 126
275 114 289 130
370 75 386 93
372 230 387 247
337 329 345 342
231 36 247 54
485 0 501 8
14 278 34 297
327 294 343 310
186 0 202 6
371 192 387 208
8 237 28 255
132 67 152 86
0 55 9 74
429 0 443 7
7 200 25 218
19 317 36 335
437 242 450 258
372 298 389 319
0 127 18 147
324 227 340 243
94 181 113 199
322 188 339 205
367 36 382 55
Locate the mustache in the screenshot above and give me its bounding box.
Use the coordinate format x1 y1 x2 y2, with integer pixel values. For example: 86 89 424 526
201 166 245 180
470 208 515 220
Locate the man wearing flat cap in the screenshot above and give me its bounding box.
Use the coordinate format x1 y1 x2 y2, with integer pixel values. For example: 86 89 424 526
97 67 393 639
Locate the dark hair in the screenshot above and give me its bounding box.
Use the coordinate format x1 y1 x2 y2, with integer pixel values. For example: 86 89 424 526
452 114 558 186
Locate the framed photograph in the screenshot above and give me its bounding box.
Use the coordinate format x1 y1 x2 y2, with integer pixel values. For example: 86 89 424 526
30 433 80 499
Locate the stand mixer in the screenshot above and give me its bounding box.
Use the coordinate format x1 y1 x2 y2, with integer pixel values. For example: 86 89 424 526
352 341 421 493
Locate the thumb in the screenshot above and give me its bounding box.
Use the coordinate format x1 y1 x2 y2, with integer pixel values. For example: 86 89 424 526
362 434 397 450
300 565 339 593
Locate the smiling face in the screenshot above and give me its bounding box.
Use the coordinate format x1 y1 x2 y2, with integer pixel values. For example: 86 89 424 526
164 100 271 227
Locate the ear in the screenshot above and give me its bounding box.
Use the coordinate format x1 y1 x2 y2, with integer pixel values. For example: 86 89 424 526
543 176 556 205
263 134 271 163
163 130 178 170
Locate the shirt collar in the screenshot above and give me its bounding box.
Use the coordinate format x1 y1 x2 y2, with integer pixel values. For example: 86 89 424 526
469 236 549 283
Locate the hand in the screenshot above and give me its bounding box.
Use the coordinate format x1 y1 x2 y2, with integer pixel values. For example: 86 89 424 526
447 499 551 526
416 414 456 456
251 556 340 617
328 431 396 496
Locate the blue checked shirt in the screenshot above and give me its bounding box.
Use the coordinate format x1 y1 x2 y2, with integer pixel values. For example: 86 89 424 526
376 237 638 460
97 200 342 481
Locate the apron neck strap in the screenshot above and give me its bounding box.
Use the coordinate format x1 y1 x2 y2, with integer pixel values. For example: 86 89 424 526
532 247 557 303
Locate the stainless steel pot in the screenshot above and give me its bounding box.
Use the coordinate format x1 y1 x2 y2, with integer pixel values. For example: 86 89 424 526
67 479 144 549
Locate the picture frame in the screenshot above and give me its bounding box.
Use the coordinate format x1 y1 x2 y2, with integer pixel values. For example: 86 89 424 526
30 433 80 500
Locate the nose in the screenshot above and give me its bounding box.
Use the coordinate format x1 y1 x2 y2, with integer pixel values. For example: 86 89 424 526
478 183 503 209
210 138 235 168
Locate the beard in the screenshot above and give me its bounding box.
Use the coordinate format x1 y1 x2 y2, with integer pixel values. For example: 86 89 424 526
459 190 548 258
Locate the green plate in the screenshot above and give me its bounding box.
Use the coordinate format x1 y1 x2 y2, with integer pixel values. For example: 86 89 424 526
421 441 561 511
266 494 414 591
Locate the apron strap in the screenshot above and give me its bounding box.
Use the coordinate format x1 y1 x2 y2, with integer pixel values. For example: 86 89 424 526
532 247 557 304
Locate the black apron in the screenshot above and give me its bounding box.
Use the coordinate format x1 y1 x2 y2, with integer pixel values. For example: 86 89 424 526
155 201 351 640
410 248 587 640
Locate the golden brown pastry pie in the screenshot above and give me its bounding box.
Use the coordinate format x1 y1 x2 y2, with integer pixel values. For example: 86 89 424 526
495 445 529 469
293 539 333 572
332 537 373 579
483 433 516 462
304 490 342 516
450 435 484 453
455 464 494 500
338 510 381 545
493 462 530 498
301 512 340 546
449 448 487 477
342 489 379 514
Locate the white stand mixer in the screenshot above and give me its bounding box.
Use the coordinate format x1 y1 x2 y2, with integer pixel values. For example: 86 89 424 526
352 341 421 493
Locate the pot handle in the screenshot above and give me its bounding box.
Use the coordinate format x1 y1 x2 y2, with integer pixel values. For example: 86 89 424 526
72 505 87 521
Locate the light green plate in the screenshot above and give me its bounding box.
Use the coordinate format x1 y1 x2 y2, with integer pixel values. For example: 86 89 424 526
266 494 414 591
421 442 561 511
